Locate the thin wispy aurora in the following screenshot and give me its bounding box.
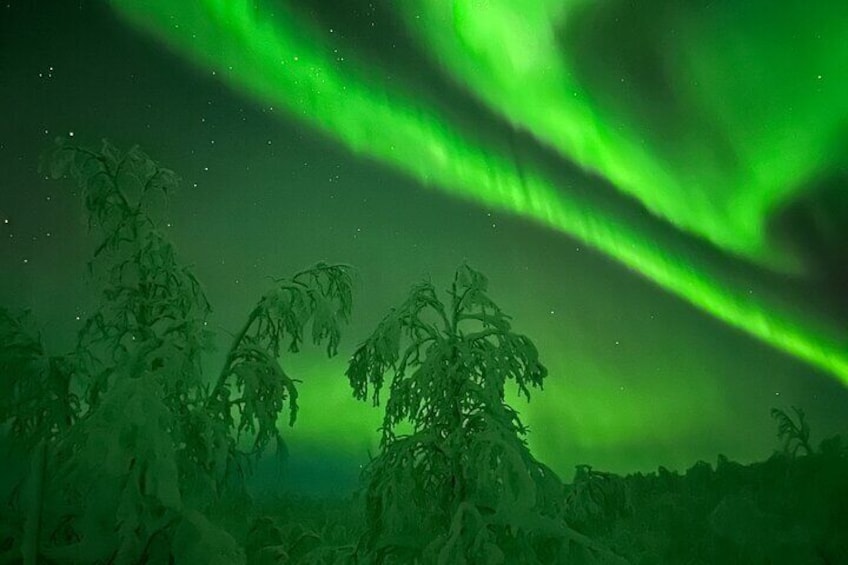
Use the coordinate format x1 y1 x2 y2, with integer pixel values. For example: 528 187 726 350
107 0 848 385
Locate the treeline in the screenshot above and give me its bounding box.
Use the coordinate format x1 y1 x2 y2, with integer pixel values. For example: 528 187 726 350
0 139 844 565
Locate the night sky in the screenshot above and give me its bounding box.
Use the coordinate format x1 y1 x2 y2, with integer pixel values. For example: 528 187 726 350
2 0 848 493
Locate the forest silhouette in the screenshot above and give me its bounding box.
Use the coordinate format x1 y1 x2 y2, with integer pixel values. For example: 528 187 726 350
1 140 846 564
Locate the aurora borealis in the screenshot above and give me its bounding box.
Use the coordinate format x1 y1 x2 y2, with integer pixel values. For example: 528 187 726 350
2 0 847 491
104 0 848 385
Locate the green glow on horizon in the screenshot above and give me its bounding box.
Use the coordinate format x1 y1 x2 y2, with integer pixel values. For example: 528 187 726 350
403 0 848 265
107 0 848 397
273 352 735 476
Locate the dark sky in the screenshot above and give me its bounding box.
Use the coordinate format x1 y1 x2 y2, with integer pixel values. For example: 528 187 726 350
2 0 847 493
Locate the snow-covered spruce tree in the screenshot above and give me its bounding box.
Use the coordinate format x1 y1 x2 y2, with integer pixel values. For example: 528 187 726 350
0 138 352 564
346 265 626 564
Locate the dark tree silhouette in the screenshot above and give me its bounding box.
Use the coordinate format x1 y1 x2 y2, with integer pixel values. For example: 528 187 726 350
346 265 625 564
0 138 353 564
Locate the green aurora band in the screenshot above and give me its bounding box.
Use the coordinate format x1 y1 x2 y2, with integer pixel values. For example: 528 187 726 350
399 0 848 264
107 0 848 387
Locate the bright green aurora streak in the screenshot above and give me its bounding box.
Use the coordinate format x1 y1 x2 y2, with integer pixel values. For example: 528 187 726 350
399 0 848 265
108 0 848 386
